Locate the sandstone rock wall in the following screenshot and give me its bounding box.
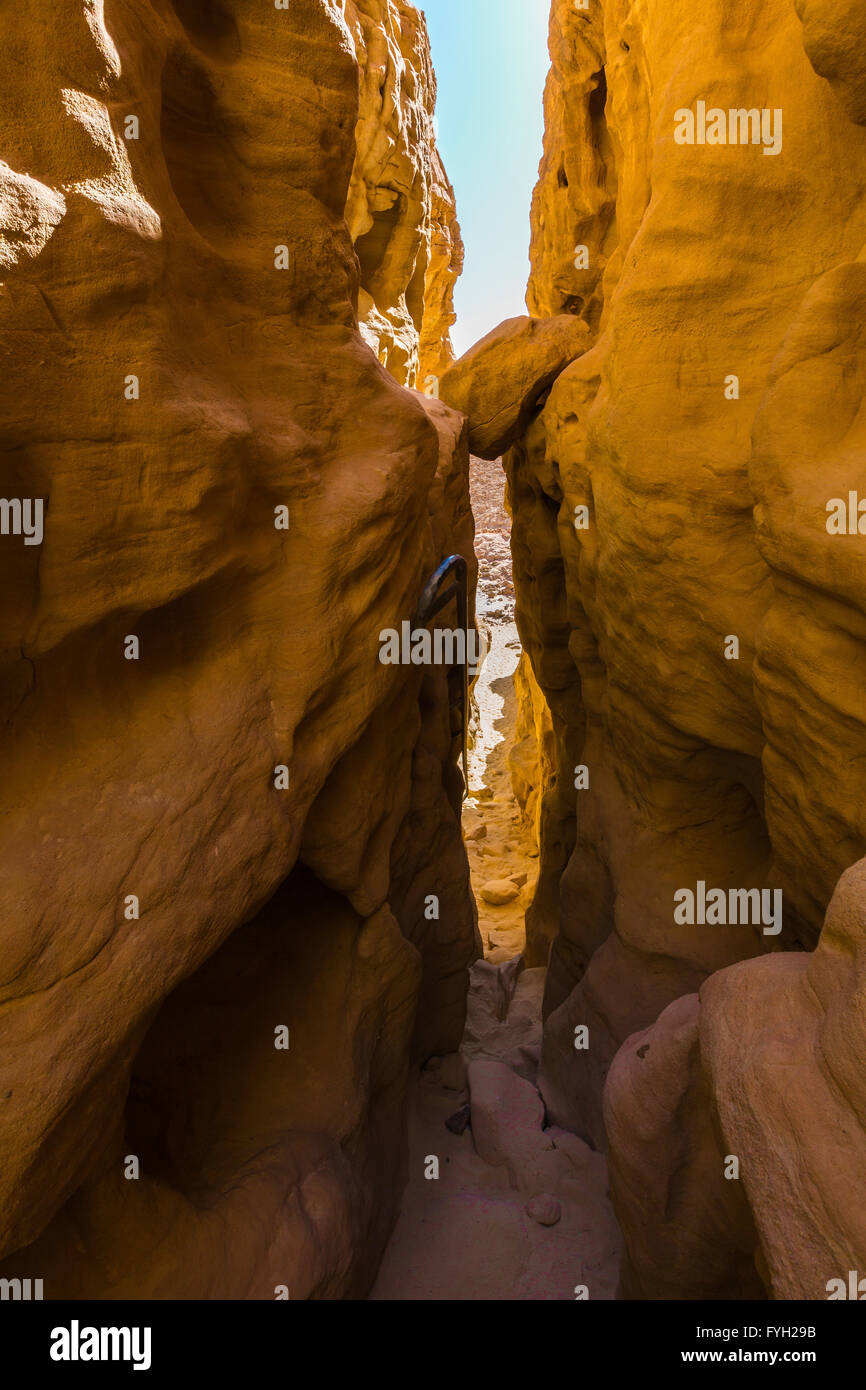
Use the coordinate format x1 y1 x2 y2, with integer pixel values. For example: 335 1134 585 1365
442 0 866 1298
507 0 866 1137
345 0 462 387
603 0 866 1302
0 0 475 1298
509 650 553 854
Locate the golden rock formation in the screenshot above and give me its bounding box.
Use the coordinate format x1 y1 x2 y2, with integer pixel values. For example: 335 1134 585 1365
345 0 462 388
442 0 866 1299
0 0 476 1298
509 651 553 857
418 147 463 386
604 0 866 1302
440 314 590 458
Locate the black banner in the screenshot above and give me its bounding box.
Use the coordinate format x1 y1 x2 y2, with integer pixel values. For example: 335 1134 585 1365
0 1299 856 1377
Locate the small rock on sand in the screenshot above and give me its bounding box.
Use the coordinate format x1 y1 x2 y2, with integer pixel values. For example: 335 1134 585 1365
526 1194 561 1227
480 879 520 906
445 1104 472 1136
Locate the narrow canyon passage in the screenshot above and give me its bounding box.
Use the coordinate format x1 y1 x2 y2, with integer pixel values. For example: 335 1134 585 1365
371 460 621 1301
464 454 536 965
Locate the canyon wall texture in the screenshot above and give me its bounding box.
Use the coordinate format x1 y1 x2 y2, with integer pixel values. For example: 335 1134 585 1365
0 0 475 1298
346 0 462 387
443 0 866 1298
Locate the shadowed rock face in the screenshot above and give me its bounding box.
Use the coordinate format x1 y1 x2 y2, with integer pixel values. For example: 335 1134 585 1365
0 0 476 1298
603 994 767 1302
606 858 866 1300
439 0 866 1298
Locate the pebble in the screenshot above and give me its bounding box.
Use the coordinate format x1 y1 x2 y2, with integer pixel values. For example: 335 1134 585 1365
526 1194 562 1227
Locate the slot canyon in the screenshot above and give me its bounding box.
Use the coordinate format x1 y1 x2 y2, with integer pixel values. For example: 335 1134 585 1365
1 0 866 1316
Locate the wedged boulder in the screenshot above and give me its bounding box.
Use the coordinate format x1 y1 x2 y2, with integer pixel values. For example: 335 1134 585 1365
467 1058 562 1194
468 1059 544 1169
439 314 590 458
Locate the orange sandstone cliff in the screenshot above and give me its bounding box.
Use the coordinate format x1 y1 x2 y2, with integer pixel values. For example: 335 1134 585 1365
346 0 462 387
0 0 472 1298
442 0 866 1298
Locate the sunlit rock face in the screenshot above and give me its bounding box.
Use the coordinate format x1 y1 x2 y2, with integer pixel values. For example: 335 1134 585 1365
441 0 866 1298
603 0 866 1301
509 0 866 1140
345 0 462 388
418 147 463 386
441 314 591 458
0 0 476 1298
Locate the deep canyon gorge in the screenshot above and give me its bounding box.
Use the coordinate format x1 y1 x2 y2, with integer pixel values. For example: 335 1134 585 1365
1 0 866 1311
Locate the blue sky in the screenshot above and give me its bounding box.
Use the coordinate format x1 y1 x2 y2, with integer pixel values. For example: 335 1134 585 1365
419 0 551 357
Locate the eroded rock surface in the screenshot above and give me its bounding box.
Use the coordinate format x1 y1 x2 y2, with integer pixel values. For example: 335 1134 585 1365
0 0 475 1299
492 0 866 1139
445 0 866 1299
346 0 462 387
370 958 621 1300
6 0 866 1307
440 314 590 458
606 858 866 1300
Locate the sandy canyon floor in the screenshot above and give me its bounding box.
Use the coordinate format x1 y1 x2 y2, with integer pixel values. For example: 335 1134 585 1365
371 460 621 1300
